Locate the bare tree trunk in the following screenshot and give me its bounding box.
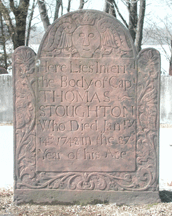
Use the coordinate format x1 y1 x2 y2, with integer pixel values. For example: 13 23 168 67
128 0 137 42
109 3 116 17
79 0 84 9
169 39 172 76
11 0 30 48
104 0 109 13
135 0 146 53
0 1 15 43
26 0 36 46
104 0 116 17
0 0 30 49
67 0 72 12
0 13 7 69
54 0 63 21
113 0 128 27
37 0 50 31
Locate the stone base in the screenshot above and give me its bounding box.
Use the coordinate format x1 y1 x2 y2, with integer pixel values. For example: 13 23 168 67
14 190 160 205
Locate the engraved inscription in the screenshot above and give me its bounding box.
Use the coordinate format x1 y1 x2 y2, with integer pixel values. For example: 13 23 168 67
13 10 160 194
36 58 137 172
36 11 137 172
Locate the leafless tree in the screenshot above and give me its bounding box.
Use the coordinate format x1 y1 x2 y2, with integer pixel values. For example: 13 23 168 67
26 0 36 46
104 0 146 53
37 0 50 31
0 13 8 68
79 0 85 9
104 0 116 17
54 0 63 21
37 0 64 31
135 0 145 53
0 0 30 49
37 0 145 53
38 0 92 31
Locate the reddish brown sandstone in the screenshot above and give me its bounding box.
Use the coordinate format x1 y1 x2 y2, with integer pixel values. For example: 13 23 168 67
13 10 160 204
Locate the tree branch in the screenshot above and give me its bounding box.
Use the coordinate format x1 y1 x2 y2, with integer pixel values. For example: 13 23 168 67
26 0 36 46
0 13 8 69
54 0 63 21
18 0 30 18
135 0 146 53
37 0 50 31
19 0 30 9
113 0 128 28
9 0 17 15
79 0 84 9
104 0 116 17
128 0 137 42
67 0 72 12
104 0 109 13
0 0 15 36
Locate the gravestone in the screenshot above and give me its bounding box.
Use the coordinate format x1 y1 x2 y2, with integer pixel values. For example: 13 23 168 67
13 10 160 204
0 67 8 74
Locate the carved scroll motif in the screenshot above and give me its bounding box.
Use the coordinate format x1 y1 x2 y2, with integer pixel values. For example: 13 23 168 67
14 12 160 193
136 48 160 191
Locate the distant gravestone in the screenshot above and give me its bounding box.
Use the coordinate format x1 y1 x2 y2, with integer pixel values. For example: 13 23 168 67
13 10 160 204
0 67 8 74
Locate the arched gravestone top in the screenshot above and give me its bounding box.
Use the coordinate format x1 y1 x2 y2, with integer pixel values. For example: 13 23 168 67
0 67 8 74
13 10 160 204
37 10 136 59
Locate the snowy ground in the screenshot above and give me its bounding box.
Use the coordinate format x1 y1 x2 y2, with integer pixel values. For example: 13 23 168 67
159 127 172 190
0 125 172 191
0 126 13 188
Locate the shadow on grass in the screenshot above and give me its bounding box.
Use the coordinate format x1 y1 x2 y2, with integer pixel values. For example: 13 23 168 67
159 191 172 202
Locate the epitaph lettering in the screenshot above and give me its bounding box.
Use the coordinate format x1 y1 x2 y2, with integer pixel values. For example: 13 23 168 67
36 58 136 172
13 10 160 204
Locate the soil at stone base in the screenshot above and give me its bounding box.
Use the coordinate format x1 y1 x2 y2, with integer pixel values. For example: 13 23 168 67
1 189 172 216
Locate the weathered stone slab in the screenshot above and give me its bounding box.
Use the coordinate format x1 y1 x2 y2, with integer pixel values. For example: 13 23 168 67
13 10 160 204
0 67 8 74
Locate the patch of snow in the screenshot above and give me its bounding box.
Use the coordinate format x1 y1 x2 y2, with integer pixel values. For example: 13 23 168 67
0 126 13 188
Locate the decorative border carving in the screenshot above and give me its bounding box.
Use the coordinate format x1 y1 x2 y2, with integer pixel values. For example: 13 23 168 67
13 12 160 192
13 47 37 187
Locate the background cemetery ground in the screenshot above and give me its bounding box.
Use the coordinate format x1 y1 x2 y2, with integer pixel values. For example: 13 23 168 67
1 188 172 216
